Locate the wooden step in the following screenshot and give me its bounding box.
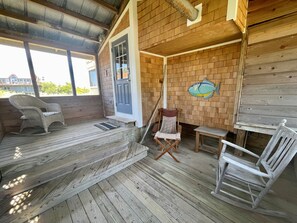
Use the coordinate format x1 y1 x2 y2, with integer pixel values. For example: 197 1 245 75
0 142 148 223
0 126 139 177
0 140 129 199
106 115 136 127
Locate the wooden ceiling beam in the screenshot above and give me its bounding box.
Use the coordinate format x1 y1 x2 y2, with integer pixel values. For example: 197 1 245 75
91 0 118 14
0 28 96 55
0 9 100 43
28 0 110 30
165 0 198 21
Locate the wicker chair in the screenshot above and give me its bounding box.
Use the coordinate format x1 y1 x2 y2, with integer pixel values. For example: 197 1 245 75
9 94 65 133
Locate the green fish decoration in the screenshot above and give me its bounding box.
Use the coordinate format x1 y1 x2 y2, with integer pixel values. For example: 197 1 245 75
188 79 220 99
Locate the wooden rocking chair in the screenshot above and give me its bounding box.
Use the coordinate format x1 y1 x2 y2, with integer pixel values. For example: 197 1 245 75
212 119 297 217
154 108 182 162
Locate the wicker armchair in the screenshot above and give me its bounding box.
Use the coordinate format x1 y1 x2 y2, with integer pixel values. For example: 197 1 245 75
9 94 65 133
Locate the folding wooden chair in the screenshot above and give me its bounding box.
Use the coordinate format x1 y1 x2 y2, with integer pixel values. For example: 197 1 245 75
154 108 182 162
212 119 297 217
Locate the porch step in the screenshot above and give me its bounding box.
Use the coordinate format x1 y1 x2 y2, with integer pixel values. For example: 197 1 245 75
0 126 139 177
0 140 129 199
106 115 136 127
0 142 148 223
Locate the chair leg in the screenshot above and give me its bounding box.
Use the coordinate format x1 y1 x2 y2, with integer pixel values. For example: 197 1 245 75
155 139 180 162
155 138 166 151
214 162 228 194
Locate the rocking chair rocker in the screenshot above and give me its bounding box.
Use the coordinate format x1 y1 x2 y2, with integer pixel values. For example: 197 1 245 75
212 119 297 217
154 108 182 162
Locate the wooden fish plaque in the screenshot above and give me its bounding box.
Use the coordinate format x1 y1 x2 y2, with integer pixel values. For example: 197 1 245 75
188 79 220 99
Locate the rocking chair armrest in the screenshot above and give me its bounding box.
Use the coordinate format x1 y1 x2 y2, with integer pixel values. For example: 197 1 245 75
222 156 270 178
221 140 259 158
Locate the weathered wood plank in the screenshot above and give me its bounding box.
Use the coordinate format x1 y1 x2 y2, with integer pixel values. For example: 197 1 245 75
247 0 297 26
247 34 297 56
0 141 129 198
245 48 297 66
78 190 108 223
98 180 143 223
136 158 273 223
116 170 180 223
245 60 297 75
243 72 297 84
118 167 214 223
0 127 127 169
248 14 297 45
239 105 297 117
238 114 297 128
0 147 147 223
234 129 246 156
240 94 297 106
108 175 162 223
53 201 73 223
38 207 56 223
89 184 124 223
242 83 297 95
67 195 90 223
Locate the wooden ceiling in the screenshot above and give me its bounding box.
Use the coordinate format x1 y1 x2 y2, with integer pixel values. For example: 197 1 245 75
145 20 242 56
0 0 125 54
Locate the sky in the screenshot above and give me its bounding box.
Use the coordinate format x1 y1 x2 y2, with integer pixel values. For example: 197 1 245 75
0 44 93 88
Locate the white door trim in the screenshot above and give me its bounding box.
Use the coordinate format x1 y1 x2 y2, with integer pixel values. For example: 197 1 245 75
109 0 142 127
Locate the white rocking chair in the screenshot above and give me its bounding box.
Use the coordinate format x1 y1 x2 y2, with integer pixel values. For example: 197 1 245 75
212 120 297 217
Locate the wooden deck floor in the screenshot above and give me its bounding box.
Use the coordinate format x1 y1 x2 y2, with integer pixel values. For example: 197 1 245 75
34 135 297 223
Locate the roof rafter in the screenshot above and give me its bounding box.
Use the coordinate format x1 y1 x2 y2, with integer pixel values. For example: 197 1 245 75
91 0 118 14
28 0 110 30
0 8 100 43
0 28 96 55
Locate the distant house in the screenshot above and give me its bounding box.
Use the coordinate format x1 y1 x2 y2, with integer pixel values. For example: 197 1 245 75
0 74 35 94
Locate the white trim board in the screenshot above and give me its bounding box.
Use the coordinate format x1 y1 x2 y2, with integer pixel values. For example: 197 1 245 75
108 0 143 127
99 2 130 55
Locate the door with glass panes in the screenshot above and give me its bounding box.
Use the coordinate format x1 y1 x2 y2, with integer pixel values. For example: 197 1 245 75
112 34 132 114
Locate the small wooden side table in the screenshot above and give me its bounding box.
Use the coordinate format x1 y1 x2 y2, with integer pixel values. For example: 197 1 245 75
194 126 228 158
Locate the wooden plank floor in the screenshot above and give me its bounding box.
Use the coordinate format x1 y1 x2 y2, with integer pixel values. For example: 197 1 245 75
36 136 297 223
0 119 123 168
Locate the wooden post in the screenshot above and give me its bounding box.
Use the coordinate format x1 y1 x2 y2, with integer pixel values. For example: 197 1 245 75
165 0 198 21
233 32 248 124
95 54 102 96
66 50 76 96
24 41 39 97
235 129 247 156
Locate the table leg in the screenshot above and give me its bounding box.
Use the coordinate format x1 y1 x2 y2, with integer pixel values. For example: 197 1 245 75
218 137 223 159
195 132 200 152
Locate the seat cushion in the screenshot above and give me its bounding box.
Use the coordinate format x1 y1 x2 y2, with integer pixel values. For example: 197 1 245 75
43 112 60 117
154 131 181 140
160 116 177 133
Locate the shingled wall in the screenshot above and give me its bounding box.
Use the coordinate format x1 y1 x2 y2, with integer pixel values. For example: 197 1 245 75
167 43 241 132
140 53 164 124
137 0 228 51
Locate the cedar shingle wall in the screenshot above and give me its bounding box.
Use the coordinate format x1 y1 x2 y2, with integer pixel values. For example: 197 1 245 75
98 44 114 116
113 10 130 37
137 0 228 50
140 53 164 124
167 43 241 132
98 11 130 116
